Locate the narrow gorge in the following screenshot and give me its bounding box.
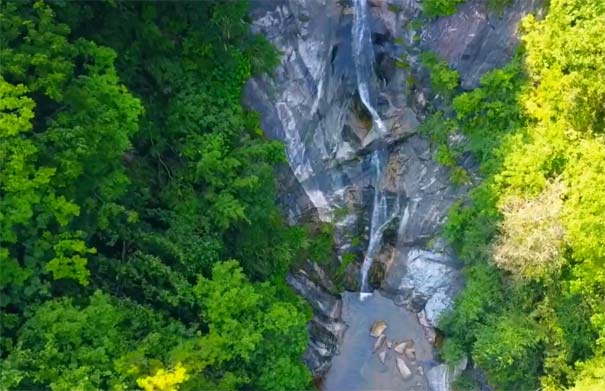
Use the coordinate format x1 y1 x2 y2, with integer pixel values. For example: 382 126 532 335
245 0 541 389
3 1 603 390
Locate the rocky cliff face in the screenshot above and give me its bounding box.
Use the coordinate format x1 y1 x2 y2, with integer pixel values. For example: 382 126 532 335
245 0 541 385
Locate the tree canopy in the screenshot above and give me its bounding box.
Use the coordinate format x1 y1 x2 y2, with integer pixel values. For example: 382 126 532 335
426 1 605 389
1 1 316 390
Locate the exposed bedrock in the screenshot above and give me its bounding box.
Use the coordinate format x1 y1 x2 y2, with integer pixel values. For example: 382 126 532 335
245 0 542 385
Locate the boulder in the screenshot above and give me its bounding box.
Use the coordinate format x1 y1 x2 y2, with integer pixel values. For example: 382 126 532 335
370 320 387 337
393 340 411 355
426 357 467 391
424 287 454 326
418 311 438 345
396 357 413 380
383 248 462 322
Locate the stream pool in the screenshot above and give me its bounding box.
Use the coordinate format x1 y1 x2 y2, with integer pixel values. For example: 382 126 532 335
323 292 437 391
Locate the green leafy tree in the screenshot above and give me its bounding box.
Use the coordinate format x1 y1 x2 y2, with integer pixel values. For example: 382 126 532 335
421 51 460 98
422 0 466 17
1 1 141 311
472 315 544 390
434 1 605 389
0 291 187 391
2 2 317 391
171 260 311 390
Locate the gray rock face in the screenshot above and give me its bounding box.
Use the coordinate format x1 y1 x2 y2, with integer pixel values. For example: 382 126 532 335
246 0 357 221
426 356 468 391
276 164 319 224
305 315 348 376
245 0 541 382
423 0 543 89
383 248 463 326
287 272 342 320
286 271 346 376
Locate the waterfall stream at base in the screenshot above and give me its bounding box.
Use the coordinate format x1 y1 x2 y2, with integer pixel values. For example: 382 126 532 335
359 150 396 295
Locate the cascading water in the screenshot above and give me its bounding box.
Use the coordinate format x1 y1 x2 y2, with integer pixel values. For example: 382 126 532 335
352 0 386 135
359 150 396 296
351 0 396 298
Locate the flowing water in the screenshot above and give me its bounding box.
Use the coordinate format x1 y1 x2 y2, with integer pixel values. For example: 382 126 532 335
352 0 398 296
352 0 386 135
359 150 397 295
322 4 440 388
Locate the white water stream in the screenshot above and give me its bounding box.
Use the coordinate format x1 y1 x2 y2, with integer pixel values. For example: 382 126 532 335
352 0 386 135
359 150 397 295
352 0 397 297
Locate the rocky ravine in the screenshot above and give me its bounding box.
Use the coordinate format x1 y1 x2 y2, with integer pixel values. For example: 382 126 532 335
245 0 541 388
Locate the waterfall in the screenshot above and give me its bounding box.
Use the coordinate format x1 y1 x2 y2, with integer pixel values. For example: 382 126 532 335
352 0 386 135
359 150 394 296
351 0 395 298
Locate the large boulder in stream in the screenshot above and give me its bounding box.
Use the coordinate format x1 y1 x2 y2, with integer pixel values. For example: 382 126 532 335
370 320 388 337
396 356 413 380
427 356 468 391
383 248 463 326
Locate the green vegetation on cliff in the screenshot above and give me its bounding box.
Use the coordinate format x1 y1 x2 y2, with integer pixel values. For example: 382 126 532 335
425 0 605 389
1 1 315 390
422 0 513 17
422 0 466 17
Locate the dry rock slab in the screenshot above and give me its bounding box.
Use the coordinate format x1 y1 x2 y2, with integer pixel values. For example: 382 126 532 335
393 340 411 355
396 356 413 380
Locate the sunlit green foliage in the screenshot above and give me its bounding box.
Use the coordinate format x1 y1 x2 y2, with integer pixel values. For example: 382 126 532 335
2 263 311 391
1 1 315 390
422 0 466 17
432 0 605 389
0 291 188 391
422 0 513 17
421 51 460 99
419 53 468 186
0 1 142 311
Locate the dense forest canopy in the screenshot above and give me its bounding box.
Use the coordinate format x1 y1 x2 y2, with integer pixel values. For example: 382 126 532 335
1 1 316 390
421 0 605 390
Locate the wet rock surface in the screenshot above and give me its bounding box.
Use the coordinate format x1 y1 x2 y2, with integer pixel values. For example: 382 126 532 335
370 320 388 337
426 356 469 391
